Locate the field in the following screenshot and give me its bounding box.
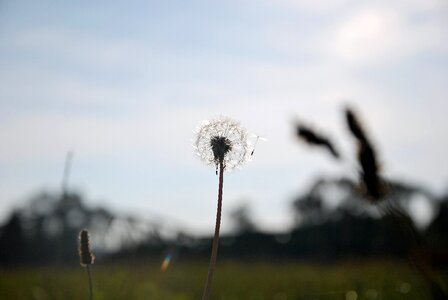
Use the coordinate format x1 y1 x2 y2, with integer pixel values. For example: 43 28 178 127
1 259 446 299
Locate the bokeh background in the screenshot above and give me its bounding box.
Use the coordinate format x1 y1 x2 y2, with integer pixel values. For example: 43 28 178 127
1 1 448 299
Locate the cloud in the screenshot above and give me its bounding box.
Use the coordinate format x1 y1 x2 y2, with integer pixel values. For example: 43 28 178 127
329 6 447 66
256 1 447 67
273 0 447 14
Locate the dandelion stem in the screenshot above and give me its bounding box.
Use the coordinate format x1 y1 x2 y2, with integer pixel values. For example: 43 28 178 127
86 264 93 300
202 161 224 300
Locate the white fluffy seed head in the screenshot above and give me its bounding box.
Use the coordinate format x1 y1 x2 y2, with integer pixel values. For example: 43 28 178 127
194 116 251 172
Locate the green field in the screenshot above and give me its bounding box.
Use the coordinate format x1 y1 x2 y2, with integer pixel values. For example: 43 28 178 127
1 260 446 299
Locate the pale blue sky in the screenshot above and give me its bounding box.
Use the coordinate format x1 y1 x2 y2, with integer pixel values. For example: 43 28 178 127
1 0 447 233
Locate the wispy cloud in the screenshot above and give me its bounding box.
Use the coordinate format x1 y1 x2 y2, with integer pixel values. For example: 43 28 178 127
329 5 447 66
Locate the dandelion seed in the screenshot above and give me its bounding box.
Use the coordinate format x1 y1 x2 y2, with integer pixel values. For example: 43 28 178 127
251 134 268 156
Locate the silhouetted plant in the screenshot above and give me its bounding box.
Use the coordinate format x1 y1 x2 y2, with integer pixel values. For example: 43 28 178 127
79 229 95 300
296 123 340 159
194 116 251 300
295 105 447 299
345 107 386 200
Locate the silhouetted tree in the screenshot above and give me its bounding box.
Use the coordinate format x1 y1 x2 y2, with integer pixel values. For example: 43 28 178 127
230 203 257 234
0 212 24 266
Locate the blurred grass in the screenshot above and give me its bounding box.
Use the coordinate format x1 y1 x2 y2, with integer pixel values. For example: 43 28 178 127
1 259 446 299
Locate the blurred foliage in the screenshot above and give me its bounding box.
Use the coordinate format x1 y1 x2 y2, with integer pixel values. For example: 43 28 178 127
229 203 258 234
1 177 448 267
0 260 446 299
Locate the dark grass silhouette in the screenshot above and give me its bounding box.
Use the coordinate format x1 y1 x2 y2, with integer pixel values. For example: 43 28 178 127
79 229 95 300
345 107 386 200
296 105 447 299
296 123 340 159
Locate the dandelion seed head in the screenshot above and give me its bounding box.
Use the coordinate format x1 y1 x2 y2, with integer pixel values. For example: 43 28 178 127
195 116 250 171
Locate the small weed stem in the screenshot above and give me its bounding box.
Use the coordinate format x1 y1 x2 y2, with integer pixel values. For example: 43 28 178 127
86 264 93 300
202 161 224 300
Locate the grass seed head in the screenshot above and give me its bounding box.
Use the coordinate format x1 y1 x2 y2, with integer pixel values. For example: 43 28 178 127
296 123 340 159
346 107 368 143
345 107 385 201
79 229 95 266
359 142 385 200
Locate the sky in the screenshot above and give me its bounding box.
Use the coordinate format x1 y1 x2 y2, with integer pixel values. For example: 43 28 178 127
1 0 447 234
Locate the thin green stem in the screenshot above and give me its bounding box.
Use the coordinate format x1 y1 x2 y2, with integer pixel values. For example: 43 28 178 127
202 161 224 300
86 265 93 300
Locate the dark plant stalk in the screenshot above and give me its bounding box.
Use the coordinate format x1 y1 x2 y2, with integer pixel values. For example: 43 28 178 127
86 265 93 300
345 107 384 200
202 160 224 300
79 229 95 300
